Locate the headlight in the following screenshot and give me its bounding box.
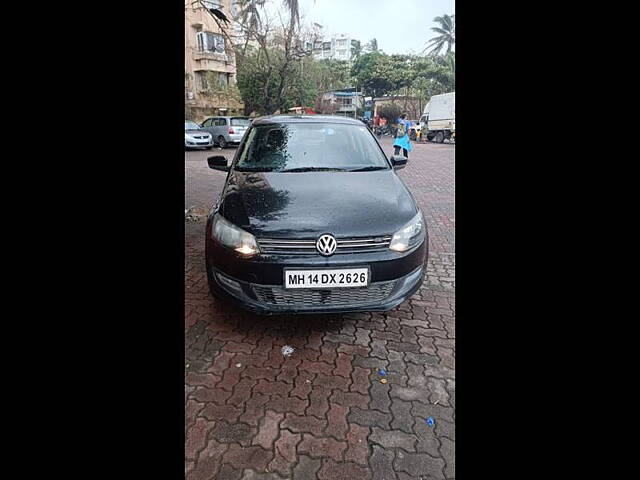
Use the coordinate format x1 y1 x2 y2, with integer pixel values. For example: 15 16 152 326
389 212 425 252
212 213 259 255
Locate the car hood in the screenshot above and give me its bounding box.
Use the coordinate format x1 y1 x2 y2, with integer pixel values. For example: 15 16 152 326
218 170 418 238
185 130 208 135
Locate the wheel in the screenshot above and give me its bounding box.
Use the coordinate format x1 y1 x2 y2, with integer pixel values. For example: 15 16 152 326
217 136 227 148
435 131 445 143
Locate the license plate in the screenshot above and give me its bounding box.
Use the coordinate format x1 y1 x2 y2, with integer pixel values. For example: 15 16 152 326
284 268 369 289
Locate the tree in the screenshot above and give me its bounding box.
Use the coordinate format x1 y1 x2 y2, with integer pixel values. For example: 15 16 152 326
281 0 299 27
425 14 455 55
351 52 413 98
351 52 393 98
350 40 362 60
235 0 266 32
364 38 378 53
234 0 311 114
377 103 402 123
317 59 352 90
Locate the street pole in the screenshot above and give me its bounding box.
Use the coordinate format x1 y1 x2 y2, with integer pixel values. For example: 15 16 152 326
354 86 357 119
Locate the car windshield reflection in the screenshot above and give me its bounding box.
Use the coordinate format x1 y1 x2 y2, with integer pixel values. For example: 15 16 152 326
235 123 389 172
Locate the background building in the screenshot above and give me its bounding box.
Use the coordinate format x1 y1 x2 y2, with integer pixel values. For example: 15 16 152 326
316 88 364 116
310 24 360 62
185 0 244 121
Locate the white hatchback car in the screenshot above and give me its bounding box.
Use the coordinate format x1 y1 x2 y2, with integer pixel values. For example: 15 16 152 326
185 121 213 149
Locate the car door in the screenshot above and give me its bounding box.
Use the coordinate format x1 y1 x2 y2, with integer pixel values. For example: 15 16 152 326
216 118 228 140
201 117 215 135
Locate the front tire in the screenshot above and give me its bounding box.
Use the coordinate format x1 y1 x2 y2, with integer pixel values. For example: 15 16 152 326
217 136 227 148
435 131 445 144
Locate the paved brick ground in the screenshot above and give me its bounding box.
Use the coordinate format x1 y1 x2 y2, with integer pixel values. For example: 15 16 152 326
185 137 455 479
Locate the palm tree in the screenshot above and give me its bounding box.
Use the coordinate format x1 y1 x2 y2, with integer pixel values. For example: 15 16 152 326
425 14 455 55
281 0 299 27
235 0 299 30
235 0 266 32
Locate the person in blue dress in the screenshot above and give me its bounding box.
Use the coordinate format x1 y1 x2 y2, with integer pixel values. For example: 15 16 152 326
393 113 413 158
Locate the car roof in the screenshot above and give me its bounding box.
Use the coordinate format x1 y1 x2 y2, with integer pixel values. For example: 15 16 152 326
204 115 249 118
251 115 364 126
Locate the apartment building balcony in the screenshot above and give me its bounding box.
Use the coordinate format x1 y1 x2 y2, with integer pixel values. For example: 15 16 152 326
192 48 230 62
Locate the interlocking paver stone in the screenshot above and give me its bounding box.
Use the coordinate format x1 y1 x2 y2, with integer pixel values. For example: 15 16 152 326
281 413 327 436
369 427 417 452
318 459 372 480
186 417 215 460
186 139 455 479
268 429 301 475
345 423 370 465
216 464 243 480
390 398 414 434
370 379 392 413
348 407 392 429
292 455 321 480
298 433 347 461
222 444 274 471
212 421 254 446
190 438 228 480
326 403 349 439
370 445 396 480
439 436 455 478
253 410 283 449
394 451 446 479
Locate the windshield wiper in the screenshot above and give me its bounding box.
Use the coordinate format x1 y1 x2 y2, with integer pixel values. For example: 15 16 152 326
279 167 348 173
348 166 389 172
234 166 275 172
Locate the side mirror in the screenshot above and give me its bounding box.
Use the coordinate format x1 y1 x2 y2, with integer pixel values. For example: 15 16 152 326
207 156 229 172
390 155 407 170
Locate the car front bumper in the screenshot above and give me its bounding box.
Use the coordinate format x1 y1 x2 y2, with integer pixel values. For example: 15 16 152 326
205 229 428 315
185 139 213 147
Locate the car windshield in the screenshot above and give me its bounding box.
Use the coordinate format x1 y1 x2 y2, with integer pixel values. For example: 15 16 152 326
185 121 200 130
231 117 251 126
235 122 390 172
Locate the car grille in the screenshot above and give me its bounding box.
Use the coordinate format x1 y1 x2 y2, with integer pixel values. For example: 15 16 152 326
258 236 392 255
253 281 396 307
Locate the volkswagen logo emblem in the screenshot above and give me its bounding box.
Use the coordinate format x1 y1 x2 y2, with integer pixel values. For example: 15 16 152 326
316 234 337 256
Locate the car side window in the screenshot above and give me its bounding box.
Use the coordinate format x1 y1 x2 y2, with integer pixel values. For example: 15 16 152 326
217 118 228 126
202 118 212 127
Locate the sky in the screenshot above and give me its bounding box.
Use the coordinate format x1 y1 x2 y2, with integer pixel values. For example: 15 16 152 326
289 0 455 55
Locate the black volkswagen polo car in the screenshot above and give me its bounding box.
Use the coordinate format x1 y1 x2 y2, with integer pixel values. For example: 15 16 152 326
205 115 428 314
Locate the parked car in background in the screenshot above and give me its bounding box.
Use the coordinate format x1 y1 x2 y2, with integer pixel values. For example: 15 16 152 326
200 116 251 148
185 121 213 149
204 115 428 314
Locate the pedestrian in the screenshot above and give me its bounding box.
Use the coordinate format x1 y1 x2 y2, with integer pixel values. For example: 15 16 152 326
393 113 413 158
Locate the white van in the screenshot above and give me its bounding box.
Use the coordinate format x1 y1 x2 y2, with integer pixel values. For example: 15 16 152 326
419 92 455 143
